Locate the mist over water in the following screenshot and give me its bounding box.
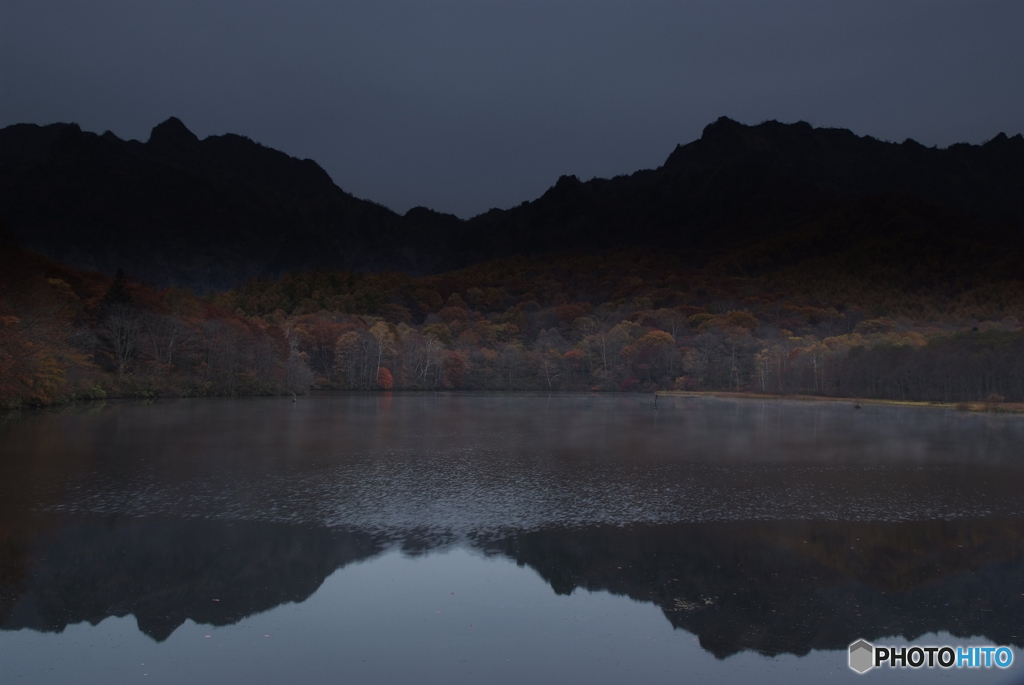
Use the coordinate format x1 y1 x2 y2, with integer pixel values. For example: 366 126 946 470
2 394 1023 683
9 394 1024 531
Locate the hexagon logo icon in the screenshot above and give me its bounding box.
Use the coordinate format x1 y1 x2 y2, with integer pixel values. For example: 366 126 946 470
849 639 874 674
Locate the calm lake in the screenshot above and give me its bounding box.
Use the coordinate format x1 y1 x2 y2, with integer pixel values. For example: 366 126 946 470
2 393 1023 683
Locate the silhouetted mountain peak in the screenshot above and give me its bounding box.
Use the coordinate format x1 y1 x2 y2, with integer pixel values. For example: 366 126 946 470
700 115 744 139
984 131 1024 149
695 117 846 156
666 117 811 166
535 173 584 202
403 206 461 225
148 116 199 147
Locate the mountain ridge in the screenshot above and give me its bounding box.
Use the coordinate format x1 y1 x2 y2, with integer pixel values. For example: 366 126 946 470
1 116 1022 288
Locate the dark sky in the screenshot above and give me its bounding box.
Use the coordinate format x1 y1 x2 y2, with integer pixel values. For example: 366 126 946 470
3 1 1022 218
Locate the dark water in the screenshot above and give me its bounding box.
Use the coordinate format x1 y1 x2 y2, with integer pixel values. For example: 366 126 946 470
2 393 1023 683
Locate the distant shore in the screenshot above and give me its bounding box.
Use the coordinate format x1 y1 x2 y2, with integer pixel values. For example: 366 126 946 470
656 391 1024 414
8 389 1024 417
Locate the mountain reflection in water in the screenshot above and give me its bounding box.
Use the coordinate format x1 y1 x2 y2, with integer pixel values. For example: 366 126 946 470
2 393 1024 668
3 518 1023 658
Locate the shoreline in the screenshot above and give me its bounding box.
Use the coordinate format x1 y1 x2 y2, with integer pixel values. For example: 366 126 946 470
7 389 1024 417
656 391 1024 414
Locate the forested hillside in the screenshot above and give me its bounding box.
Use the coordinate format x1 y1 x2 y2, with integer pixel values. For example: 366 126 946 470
217 250 1024 401
4 241 1022 409
0 246 311 408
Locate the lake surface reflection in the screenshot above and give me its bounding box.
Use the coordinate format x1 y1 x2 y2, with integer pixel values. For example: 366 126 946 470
2 393 1023 683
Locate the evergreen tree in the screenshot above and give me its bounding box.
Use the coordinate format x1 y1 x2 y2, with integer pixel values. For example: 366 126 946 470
101 268 133 308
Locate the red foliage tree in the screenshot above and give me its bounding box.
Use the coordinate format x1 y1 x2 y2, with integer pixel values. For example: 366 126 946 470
376 366 395 390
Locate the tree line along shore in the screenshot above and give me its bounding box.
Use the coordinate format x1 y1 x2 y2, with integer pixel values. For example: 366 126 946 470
2 247 1023 411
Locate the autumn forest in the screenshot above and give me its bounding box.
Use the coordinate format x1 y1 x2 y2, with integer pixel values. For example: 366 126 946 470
3 241 1023 411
